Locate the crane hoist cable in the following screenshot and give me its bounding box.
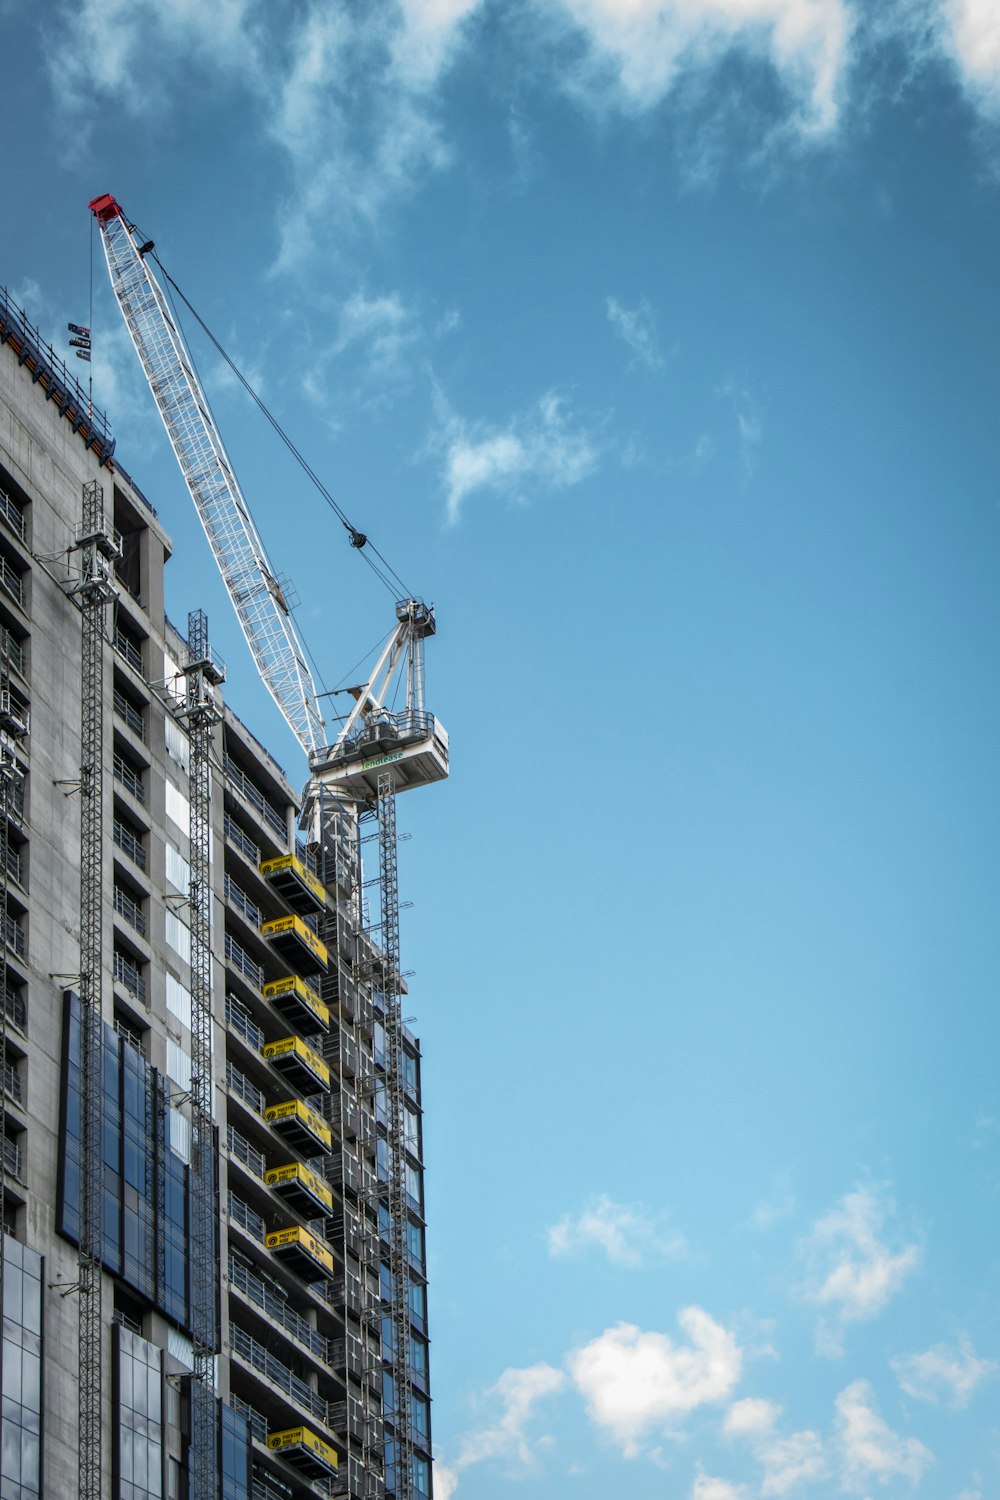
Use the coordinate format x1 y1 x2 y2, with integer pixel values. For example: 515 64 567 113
148 251 414 602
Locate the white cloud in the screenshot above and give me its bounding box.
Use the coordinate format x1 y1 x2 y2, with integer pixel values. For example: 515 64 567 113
547 1194 686 1268
891 1335 997 1409
606 295 666 370
542 0 852 136
333 291 419 375
725 1397 827 1493
799 1186 920 1355
835 1380 933 1488
942 0 1000 116
568 1309 743 1457
435 390 600 523
718 377 764 477
750 1173 796 1230
437 1362 567 1497
691 1469 749 1500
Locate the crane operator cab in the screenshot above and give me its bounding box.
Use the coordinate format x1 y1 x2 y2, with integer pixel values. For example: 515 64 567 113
309 598 449 804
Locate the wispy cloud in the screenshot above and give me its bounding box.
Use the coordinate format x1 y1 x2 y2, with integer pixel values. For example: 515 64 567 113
547 1194 686 1268
433 389 601 523
332 291 419 377
940 0 1000 119
434 1362 567 1498
750 1172 796 1231
834 1379 933 1488
539 0 853 137
798 1185 920 1356
606 295 666 371
724 1398 828 1494
718 377 765 477
691 1469 749 1500
568 1309 743 1457
891 1335 997 1409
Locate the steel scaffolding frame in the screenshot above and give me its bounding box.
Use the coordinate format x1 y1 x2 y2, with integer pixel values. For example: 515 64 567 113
0 631 26 1422
179 608 223 1500
74 480 119 1500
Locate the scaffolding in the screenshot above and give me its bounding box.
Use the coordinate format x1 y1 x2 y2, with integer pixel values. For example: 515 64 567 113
178 608 224 1500
0 624 26 1421
73 480 120 1500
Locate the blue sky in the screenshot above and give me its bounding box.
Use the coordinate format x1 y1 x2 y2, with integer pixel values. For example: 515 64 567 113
3 1 1000 1495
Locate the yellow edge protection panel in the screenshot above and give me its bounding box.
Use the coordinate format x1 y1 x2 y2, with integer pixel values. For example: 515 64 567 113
259 854 327 904
265 1163 333 1208
268 1428 338 1469
263 976 330 1022
266 1226 334 1272
263 1036 330 1083
265 1099 333 1146
261 915 329 964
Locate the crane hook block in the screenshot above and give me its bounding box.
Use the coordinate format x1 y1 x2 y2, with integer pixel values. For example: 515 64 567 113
89 193 123 223
349 529 368 550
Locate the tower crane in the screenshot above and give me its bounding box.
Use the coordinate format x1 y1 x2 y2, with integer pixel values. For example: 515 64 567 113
89 193 447 1500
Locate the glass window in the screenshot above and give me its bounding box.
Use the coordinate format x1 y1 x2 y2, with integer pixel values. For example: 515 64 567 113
165 781 190 837
165 911 190 964
2 1236 43 1499
165 1039 191 1094
164 844 189 894
165 974 191 1028
164 716 190 772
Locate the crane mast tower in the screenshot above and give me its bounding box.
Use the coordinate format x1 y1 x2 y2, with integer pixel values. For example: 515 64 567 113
89 193 448 1500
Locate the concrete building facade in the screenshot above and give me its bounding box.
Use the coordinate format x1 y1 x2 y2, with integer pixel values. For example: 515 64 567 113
0 285 433 1500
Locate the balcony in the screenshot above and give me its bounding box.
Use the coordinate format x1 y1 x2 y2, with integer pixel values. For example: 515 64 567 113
3 985 26 1032
3 1136 22 1179
113 752 145 804
3 913 24 960
113 626 143 675
113 950 146 1005
225 813 261 868
0 625 25 678
225 873 263 929
227 1125 267 1182
0 555 23 608
226 994 265 1052
113 687 145 741
228 1191 267 1245
224 757 287 842
227 1253 327 1361
264 976 329 1035
225 933 264 991
230 1394 268 1445
3 1059 22 1104
3 845 22 887
226 1061 266 1117
113 818 146 871
0 489 26 543
230 1323 329 1427
114 885 146 938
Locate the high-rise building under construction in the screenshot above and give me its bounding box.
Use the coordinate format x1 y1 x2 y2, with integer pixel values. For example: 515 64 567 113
0 282 438 1500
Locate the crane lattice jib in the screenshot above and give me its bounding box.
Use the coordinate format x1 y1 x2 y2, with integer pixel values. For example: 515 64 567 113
89 195 325 758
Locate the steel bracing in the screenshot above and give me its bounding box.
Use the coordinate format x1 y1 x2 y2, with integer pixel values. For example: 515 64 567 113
0 633 26 1422
179 609 223 1500
90 197 325 757
74 480 119 1500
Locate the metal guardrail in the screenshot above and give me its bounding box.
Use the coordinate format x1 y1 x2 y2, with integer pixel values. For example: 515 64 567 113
224 813 261 867
113 752 145 803
3 913 24 958
3 1136 22 1179
4 845 22 885
228 1254 327 1359
0 555 23 607
226 994 265 1052
230 1324 328 1424
228 1191 266 1244
113 687 145 740
114 627 143 674
225 873 262 929
3 986 25 1031
229 1394 268 1446
225 933 264 990
224 756 287 841
0 489 26 542
0 625 25 677
227 1125 266 1180
113 950 146 1004
114 885 146 937
113 818 146 870
226 1062 265 1117
3 1059 21 1103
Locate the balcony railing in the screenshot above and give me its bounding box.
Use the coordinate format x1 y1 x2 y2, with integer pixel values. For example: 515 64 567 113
114 885 146 937
226 994 265 1052
228 1254 327 1360
225 933 264 990
224 757 286 841
3 1060 22 1104
3 1136 22 1179
228 1192 266 1244
225 873 262 929
224 813 261 868
2 913 24 959
3 986 25 1032
113 950 146 1004
230 1324 328 1425
113 818 146 870
226 1062 266 1118
229 1395 268 1446
0 489 26 542
227 1127 266 1181
113 752 145 804
3 777 24 826
4 845 22 886
0 555 23 607
113 627 143 674
0 626 24 677
113 688 145 741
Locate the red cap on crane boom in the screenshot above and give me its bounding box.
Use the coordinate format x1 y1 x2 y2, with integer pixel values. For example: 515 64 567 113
88 194 122 222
